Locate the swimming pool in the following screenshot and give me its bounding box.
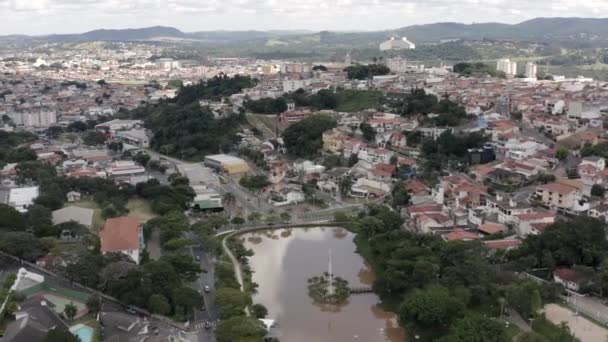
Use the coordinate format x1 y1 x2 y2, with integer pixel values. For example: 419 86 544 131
70 324 93 342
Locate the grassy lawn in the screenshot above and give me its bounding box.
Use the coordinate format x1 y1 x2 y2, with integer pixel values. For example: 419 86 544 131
126 199 156 223
66 199 103 231
336 89 384 112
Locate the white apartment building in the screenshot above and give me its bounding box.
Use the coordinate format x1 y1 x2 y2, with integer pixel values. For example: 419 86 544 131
496 59 518 76
22 111 57 128
282 79 313 92
525 62 538 79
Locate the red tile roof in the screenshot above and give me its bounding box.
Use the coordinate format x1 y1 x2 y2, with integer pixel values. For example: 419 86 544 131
478 223 506 235
537 182 578 195
100 216 141 253
554 268 587 285
484 239 522 250
443 228 479 242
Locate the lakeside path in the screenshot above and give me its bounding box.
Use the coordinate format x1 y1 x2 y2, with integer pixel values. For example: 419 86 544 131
221 233 250 317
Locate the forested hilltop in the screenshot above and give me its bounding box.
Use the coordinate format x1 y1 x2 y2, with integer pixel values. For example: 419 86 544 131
123 75 256 160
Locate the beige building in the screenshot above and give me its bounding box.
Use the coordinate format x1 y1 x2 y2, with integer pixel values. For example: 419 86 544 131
204 154 250 175
322 128 348 154
535 182 583 211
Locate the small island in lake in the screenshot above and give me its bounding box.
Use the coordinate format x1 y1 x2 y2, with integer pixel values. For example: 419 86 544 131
307 272 350 304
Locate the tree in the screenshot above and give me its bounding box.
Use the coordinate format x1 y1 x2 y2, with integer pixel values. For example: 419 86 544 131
251 303 268 318
64 302 77 321
107 141 123 152
239 175 271 191
438 314 508 342
222 192 237 216
399 285 465 328
347 153 358 167
167 79 183 89
82 131 107 146
161 253 202 282
312 65 328 71
556 147 569 160
344 64 390 80
338 176 353 197
44 327 80 342
86 296 101 313
0 204 26 230
133 152 151 166
591 184 605 197
282 114 337 158
215 316 266 342
46 126 64 138
66 121 88 132
392 182 411 207
359 122 376 142
0 232 52 261
147 294 171 315
171 286 203 316
215 287 252 319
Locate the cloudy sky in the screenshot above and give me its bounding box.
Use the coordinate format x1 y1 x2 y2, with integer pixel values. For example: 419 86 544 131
1 0 607 35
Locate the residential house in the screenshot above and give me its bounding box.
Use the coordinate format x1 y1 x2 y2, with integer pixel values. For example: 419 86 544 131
535 182 587 213
99 216 144 264
553 268 587 292
442 228 479 242
322 128 348 154
416 213 453 234
514 211 556 236
370 163 396 182
588 203 608 223
485 194 534 224
66 191 81 202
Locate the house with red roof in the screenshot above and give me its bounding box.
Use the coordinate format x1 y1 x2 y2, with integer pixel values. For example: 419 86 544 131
442 228 479 242
99 216 143 264
535 181 587 213
553 268 588 292
513 211 556 237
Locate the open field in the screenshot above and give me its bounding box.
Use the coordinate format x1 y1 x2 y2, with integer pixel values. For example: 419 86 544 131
543 303 607 342
127 199 156 223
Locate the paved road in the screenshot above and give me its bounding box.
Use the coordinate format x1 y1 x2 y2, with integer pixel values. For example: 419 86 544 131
189 243 218 342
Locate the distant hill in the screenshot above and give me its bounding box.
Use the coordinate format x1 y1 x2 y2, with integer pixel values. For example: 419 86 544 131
394 17 608 43
44 26 187 42
3 17 608 47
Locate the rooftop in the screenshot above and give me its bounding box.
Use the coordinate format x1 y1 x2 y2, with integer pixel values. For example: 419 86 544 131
100 216 141 253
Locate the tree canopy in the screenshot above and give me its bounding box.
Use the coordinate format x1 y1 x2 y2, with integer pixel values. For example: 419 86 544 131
282 114 337 158
344 64 390 80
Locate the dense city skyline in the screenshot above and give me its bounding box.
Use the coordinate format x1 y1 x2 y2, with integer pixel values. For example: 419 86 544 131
0 0 607 35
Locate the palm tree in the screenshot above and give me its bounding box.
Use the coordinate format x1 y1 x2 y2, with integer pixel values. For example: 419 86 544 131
222 192 236 217
64 302 77 321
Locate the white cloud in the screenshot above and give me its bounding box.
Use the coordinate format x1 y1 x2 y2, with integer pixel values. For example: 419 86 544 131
0 0 607 34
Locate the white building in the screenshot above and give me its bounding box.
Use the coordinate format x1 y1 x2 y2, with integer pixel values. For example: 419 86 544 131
386 58 409 73
22 111 57 128
282 79 313 93
3 186 39 213
496 59 518 76
380 37 415 51
525 62 538 79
